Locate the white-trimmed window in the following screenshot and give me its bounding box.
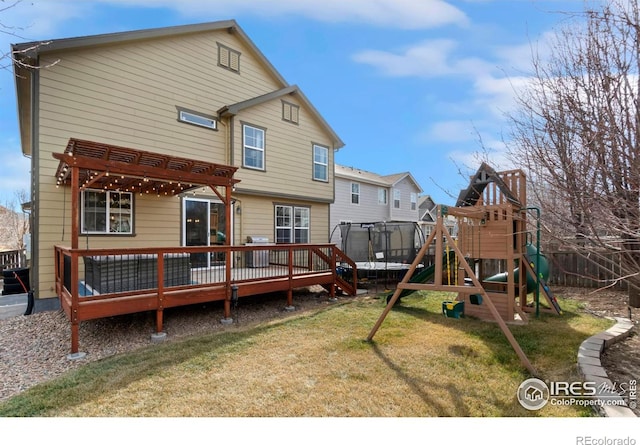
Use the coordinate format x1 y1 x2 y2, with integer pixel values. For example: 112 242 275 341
351 182 360 205
178 108 217 130
82 190 133 234
378 188 388 205
411 193 418 210
393 189 401 209
313 144 329 181
275 205 309 243
243 124 265 170
218 43 241 73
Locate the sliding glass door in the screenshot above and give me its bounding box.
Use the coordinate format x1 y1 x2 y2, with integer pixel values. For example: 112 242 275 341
183 198 228 268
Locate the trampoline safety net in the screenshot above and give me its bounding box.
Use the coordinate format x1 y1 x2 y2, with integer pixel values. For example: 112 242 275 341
331 222 425 265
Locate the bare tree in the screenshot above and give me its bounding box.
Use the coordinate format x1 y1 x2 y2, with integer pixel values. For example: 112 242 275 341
0 189 29 252
1 0 57 73
506 0 640 307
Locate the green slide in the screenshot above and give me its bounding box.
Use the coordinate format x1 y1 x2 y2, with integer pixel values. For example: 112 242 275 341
387 249 457 303
484 244 549 292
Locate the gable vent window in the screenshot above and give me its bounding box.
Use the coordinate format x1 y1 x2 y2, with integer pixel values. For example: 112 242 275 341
218 43 241 73
282 100 299 124
177 108 217 130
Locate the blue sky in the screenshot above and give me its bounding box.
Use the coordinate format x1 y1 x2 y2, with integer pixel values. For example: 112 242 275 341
0 0 587 207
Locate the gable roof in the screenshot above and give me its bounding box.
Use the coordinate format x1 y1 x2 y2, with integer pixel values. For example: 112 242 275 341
12 20 286 84
455 162 521 207
418 195 437 222
382 172 423 193
335 165 389 186
335 165 423 192
218 85 344 149
12 20 344 153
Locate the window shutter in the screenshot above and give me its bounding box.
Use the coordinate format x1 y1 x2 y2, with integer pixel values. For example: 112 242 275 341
229 51 240 71
219 46 229 67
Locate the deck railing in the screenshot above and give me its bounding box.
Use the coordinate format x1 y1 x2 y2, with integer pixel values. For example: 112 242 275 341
1 249 25 271
54 243 357 354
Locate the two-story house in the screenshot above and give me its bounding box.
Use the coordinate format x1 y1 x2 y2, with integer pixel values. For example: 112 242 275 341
12 20 345 303
330 164 422 231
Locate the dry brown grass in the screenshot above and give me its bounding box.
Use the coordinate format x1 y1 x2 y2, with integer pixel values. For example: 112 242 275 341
0 291 612 417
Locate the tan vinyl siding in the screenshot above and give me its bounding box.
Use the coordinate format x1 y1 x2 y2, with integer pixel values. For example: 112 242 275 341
31 28 338 297
233 194 329 245
233 97 334 202
34 30 285 297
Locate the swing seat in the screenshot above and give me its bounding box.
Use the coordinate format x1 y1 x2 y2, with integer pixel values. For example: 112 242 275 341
442 301 464 318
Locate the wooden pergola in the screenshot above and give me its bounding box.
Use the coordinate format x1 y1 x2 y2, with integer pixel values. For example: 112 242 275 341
53 138 240 250
53 139 239 354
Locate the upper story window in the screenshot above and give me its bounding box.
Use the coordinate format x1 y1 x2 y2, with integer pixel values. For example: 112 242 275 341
282 101 299 124
411 193 418 210
393 189 401 209
351 182 360 205
218 43 241 73
177 107 217 130
378 188 388 205
243 123 265 170
82 190 133 235
313 144 328 182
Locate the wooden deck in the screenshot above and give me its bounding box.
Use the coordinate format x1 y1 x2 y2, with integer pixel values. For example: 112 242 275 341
54 243 358 354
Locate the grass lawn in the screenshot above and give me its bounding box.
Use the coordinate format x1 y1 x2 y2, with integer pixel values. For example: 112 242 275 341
0 290 612 417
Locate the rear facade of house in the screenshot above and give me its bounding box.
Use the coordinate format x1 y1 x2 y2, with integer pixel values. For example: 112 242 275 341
13 21 344 301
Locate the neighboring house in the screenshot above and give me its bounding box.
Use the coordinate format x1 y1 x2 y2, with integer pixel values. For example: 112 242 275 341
418 194 456 240
12 20 344 300
330 164 422 232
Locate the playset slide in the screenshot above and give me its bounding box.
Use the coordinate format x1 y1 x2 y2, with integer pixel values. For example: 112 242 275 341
387 249 457 302
483 244 561 314
387 244 562 314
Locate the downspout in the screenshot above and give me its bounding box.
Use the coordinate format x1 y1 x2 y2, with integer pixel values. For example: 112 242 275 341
30 63 40 299
227 115 241 244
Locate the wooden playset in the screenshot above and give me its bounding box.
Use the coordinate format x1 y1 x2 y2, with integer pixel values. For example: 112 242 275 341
367 163 561 375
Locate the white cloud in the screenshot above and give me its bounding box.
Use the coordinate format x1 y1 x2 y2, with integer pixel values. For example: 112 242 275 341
353 39 494 78
86 0 469 29
425 120 479 143
472 75 530 118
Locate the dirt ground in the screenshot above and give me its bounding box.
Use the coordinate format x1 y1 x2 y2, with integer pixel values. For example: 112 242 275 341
554 286 639 416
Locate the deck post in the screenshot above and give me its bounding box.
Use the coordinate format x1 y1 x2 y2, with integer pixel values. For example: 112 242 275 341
284 246 295 311
221 245 233 323
156 253 164 333
69 322 80 355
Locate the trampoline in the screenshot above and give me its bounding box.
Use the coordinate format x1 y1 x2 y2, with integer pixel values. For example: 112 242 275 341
330 221 425 284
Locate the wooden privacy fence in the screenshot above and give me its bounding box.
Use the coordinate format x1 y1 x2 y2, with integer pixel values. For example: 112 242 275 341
545 251 628 290
423 250 628 290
